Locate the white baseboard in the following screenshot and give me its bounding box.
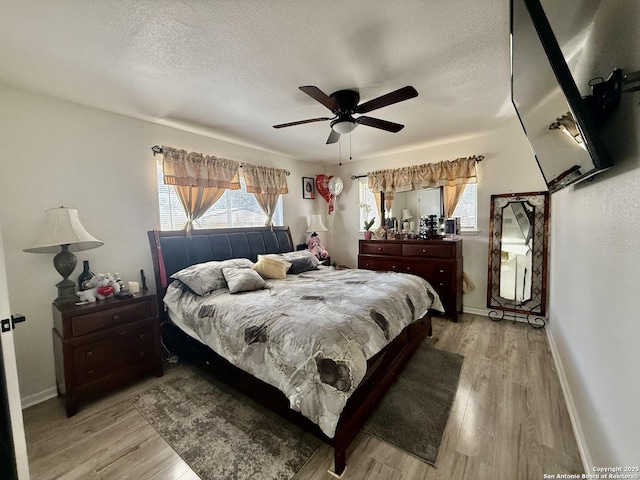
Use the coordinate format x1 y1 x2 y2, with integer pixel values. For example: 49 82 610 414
21 387 57 410
545 326 592 473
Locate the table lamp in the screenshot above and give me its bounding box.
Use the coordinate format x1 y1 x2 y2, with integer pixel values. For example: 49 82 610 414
401 209 414 231
24 207 103 305
306 214 328 235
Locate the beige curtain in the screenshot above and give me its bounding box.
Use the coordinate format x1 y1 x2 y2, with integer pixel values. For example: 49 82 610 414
242 163 289 227
368 155 479 193
443 184 467 217
162 146 241 233
372 191 395 224
174 185 227 234
373 192 383 221
162 145 241 189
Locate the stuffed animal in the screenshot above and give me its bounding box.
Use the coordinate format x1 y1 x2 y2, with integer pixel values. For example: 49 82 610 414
77 273 121 303
307 233 328 260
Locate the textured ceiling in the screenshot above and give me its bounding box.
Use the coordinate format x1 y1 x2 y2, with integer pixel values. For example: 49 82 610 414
0 0 600 163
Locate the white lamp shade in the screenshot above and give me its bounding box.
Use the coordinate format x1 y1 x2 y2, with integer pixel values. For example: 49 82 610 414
306 214 328 233
23 207 104 254
402 209 414 221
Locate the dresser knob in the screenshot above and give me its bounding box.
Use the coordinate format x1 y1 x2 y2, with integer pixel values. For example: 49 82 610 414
392 265 396 269
113 314 121 322
439 269 444 273
377 247 382 251
422 249 427 253
88 369 95 376
86 350 93 356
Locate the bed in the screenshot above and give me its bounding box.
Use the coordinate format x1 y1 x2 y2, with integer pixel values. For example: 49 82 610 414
147 226 443 476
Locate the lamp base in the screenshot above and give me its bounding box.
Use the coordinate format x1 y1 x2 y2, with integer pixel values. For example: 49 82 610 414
53 244 79 305
54 279 79 305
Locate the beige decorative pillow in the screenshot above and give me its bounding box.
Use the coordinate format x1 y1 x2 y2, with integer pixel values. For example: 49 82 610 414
222 267 266 294
252 255 292 280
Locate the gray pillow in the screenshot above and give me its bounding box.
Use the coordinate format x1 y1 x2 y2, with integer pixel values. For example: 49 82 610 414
171 258 254 295
287 256 319 274
265 250 321 274
280 250 322 266
222 267 266 294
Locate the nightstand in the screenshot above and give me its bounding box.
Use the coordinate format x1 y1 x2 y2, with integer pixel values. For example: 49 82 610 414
52 291 163 417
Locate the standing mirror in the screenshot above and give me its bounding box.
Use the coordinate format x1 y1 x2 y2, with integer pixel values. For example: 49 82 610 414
487 191 549 327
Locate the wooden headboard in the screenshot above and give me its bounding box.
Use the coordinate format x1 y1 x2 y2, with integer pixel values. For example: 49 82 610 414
147 226 294 316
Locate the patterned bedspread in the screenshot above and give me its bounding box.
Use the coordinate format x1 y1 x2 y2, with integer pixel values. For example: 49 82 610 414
163 267 444 437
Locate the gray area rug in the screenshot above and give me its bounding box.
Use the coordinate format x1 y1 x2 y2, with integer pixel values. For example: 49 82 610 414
132 371 321 480
132 343 462 479
364 342 464 466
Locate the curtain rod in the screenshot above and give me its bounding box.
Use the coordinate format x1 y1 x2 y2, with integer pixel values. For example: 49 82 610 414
350 155 485 180
151 146 290 176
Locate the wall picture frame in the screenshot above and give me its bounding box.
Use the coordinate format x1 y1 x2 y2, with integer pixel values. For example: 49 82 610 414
302 177 315 199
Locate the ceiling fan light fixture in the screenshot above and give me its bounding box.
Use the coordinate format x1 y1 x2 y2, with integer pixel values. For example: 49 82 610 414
331 119 357 134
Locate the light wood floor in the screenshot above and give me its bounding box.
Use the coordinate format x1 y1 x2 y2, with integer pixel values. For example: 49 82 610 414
23 313 584 480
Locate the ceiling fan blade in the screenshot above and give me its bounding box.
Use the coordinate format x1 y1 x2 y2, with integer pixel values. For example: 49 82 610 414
355 86 418 114
326 129 340 144
357 116 405 133
299 86 340 111
273 117 331 128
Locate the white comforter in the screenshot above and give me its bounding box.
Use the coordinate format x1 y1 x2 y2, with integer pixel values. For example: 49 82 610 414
163 266 443 437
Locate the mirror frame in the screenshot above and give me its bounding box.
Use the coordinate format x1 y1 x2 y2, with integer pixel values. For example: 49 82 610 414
487 191 550 315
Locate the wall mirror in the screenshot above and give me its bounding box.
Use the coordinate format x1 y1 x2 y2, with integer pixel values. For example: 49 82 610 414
487 191 549 327
382 188 443 231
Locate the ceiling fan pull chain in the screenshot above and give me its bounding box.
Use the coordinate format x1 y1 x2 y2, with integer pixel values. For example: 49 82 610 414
350 132 353 161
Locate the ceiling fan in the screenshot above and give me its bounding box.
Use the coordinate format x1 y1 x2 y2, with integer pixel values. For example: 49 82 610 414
273 85 418 144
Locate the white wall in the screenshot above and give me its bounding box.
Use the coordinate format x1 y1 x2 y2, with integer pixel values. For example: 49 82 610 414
0 84 323 403
545 0 640 469
325 118 547 312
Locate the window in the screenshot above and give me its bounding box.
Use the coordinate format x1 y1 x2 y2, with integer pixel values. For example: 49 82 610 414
357 181 477 231
452 184 477 230
156 161 283 230
358 180 379 231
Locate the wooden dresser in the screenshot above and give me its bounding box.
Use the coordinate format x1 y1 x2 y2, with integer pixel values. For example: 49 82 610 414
358 238 463 321
52 291 163 417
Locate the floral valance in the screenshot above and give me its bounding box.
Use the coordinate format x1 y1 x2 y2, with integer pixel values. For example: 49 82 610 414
367 155 479 193
162 145 241 189
242 163 289 194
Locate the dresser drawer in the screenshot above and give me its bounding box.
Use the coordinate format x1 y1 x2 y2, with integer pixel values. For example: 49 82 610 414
360 242 402 256
401 262 433 276
71 301 154 337
358 255 403 272
73 326 155 384
402 243 454 259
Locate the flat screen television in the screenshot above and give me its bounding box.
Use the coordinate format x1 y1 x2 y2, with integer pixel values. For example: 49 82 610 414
510 0 614 193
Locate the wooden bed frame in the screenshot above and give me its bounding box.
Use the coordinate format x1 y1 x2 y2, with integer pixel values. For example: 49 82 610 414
147 226 433 477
